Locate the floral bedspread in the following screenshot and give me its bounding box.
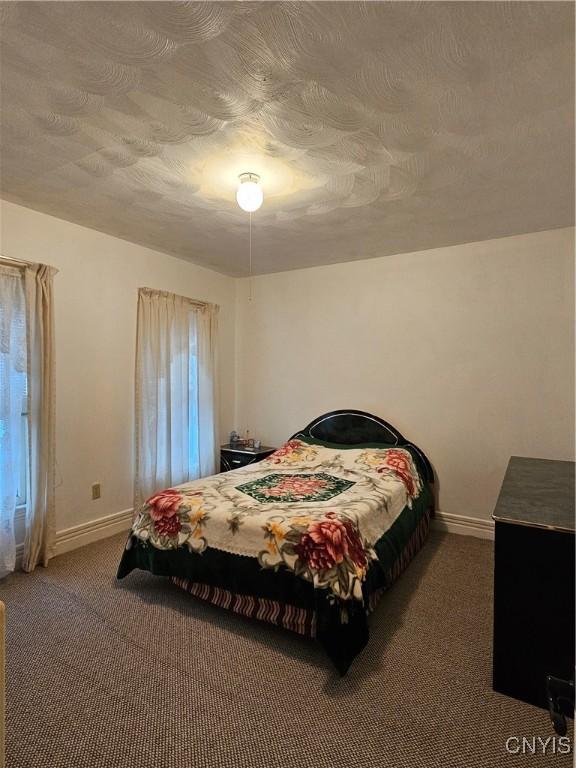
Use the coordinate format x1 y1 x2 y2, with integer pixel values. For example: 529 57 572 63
130 440 424 602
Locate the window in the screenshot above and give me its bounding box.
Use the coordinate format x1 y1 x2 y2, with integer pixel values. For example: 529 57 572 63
0 265 28 577
134 288 218 506
15 394 28 509
187 345 200 481
0 261 56 577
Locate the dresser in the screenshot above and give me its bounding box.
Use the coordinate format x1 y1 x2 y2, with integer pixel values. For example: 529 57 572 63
220 444 275 472
492 457 575 712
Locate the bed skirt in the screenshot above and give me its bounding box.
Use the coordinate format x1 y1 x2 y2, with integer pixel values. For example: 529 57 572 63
171 577 318 636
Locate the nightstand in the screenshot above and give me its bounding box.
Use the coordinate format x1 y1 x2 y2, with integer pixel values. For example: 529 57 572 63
220 444 276 472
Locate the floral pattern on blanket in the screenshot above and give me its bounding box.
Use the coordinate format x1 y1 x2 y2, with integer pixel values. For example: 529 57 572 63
134 488 210 552
356 448 422 505
264 439 320 465
236 473 355 503
261 511 374 600
129 440 425 601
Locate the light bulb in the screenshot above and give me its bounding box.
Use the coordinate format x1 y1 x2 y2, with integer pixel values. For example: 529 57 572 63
236 173 263 212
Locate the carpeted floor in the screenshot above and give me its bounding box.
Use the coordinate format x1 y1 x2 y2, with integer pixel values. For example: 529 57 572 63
1 530 572 768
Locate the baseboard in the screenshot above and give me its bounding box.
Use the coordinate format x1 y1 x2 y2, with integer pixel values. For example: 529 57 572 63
53 508 134 557
432 510 494 540
14 508 133 567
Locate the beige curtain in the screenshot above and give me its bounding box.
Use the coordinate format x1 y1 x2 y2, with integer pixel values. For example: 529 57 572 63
134 289 219 509
22 264 57 572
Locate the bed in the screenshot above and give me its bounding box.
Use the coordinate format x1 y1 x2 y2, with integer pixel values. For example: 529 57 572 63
117 409 434 674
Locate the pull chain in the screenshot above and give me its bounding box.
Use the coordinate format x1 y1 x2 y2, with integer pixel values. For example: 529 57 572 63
249 211 253 302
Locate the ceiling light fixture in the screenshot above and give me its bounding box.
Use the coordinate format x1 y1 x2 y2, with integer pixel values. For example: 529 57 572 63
236 172 263 301
236 172 263 213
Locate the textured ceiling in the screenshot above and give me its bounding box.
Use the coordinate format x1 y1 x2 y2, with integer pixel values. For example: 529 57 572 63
0 1 574 276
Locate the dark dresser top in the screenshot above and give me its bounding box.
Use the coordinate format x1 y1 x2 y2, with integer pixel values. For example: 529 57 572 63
493 456 575 532
221 444 275 456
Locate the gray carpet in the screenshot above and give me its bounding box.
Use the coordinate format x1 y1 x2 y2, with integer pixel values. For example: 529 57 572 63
1 530 571 768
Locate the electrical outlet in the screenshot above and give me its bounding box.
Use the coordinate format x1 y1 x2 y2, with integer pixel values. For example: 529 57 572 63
91 482 101 500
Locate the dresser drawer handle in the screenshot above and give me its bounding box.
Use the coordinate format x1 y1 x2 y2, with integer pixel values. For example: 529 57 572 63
231 459 242 465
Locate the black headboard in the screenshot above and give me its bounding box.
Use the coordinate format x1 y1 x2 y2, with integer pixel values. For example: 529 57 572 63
290 409 434 484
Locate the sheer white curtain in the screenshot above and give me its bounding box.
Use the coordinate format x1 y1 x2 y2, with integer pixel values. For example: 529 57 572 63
134 288 219 508
0 267 27 578
0 262 57 577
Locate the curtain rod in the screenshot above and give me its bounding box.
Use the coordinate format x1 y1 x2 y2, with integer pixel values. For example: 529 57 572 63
0 253 33 268
139 287 214 310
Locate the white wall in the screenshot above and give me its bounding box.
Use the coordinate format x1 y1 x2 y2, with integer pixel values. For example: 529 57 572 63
0 200 237 532
235 227 575 521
